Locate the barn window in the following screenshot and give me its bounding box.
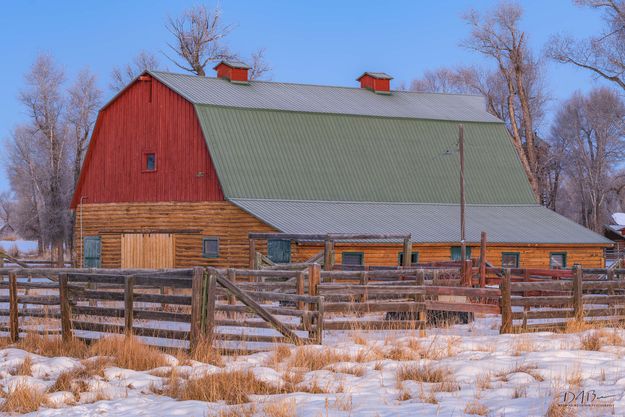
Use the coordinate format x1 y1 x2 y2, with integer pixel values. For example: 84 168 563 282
549 252 567 269
398 252 419 266
267 239 291 264
202 238 219 258
342 252 364 271
501 252 519 268
451 246 471 261
144 152 156 172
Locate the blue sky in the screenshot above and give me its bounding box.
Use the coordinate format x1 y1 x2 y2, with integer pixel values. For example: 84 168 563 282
0 0 608 192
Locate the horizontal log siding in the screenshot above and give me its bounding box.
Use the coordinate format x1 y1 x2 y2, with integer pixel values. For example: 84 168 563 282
292 243 605 269
75 202 274 268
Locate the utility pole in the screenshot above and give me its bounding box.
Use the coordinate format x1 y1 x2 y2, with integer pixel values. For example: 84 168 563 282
459 124 466 265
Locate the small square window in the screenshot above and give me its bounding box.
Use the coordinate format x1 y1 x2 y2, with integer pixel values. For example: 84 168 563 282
342 252 364 271
144 153 156 172
202 238 219 258
502 252 519 269
451 246 471 261
398 252 419 266
550 252 567 269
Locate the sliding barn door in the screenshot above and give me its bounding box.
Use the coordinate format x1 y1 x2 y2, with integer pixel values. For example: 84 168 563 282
121 233 175 268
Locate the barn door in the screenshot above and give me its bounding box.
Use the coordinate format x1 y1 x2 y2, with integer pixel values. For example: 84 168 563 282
83 236 101 268
267 239 291 264
121 233 175 268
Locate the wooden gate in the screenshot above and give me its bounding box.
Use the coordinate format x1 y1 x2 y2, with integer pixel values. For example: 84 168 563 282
121 233 175 268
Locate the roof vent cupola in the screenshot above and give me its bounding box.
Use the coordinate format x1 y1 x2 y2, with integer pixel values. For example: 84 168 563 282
357 72 393 94
213 60 251 84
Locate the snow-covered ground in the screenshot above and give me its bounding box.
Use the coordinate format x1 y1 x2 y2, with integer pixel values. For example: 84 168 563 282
1 317 624 416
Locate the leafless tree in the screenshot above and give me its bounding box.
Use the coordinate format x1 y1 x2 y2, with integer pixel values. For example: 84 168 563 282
462 2 541 200
550 88 625 231
165 5 271 79
0 192 14 228
110 51 160 92
67 69 102 188
548 0 625 92
15 55 74 262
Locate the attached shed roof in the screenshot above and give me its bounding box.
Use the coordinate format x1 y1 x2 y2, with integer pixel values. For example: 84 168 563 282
194 105 535 204
149 71 500 123
231 199 612 245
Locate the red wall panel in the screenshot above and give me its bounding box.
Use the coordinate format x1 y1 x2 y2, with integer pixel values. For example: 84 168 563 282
72 76 224 207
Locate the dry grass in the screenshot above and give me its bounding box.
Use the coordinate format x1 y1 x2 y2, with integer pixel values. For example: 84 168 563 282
288 347 351 371
397 384 412 401
13 334 88 358
512 385 527 398
580 332 602 351
418 385 438 404
0 382 46 413
263 398 296 417
397 363 451 383
48 357 112 395
181 338 223 366
512 336 535 356
88 336 168 371
464 400 489 416
15 355 32 376
332 364 366 377
334 394 353 412
265 344 292 369
499 363 544 382
164 369 286 404
384 346 420 361
545 399 577 417
217 404 257 417
567 368 583 388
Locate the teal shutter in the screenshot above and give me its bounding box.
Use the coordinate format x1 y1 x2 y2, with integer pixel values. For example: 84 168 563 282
451 246 471 261
84 236 101 268
268 239 291 263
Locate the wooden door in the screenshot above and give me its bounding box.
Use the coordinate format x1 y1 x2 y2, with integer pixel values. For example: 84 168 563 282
267 239 291 263
121 233 175 268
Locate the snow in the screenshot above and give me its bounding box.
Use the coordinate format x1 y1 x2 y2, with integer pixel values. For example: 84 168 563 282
0 240 37 254
0 317 622 416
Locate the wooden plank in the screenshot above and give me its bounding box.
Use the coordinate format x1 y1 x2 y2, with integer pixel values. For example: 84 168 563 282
189 267 204 350
426 301 500 314
510 281 574 292
72 321 189 340
59 274 72 341
124 275 135 336
215 273 302 344
424 286 500 297
215 304 311 317
500 269 512 334
296 272 305 310
16 296 60 305
214 319 304 331
479 232 487 288
512 309 575 320
323 302 425 313
323 320 425 331
8 272 18 342
573 267 583 321
204 270 217 342
511 296 573 307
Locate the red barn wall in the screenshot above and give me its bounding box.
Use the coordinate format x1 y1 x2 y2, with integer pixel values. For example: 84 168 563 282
72 76 223 207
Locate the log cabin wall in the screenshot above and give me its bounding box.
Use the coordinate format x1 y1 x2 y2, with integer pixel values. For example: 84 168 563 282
291 242 606 269
75 201 275 268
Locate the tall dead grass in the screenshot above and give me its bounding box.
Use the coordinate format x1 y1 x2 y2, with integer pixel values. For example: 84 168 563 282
88 336 168 371
0 382 46 413
288 347 351 371
13 334 88 358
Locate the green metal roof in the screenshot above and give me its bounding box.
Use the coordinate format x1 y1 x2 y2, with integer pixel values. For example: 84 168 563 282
194 105 536 204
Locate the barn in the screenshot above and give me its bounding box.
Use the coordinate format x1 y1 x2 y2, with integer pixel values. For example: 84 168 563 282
70 62 611 269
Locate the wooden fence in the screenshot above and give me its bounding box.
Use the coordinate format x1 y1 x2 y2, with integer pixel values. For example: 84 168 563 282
500 267 625 333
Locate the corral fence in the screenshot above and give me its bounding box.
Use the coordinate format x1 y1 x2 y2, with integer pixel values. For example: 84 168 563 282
1 264 625 353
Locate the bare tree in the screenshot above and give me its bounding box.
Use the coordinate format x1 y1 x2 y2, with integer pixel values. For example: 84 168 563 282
17 55 73 263
550 88 625 231
248 48 271 81
165 5 271 80
165 5 235 76
548 0 625 91
67 69 102 188
110 51 160 92
0 192 14 229
462 2 541 200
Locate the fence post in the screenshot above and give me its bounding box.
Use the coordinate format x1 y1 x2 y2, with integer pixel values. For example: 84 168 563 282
8 272 18 342
417 270 427 337
323 239 334 271
360 271 369 303
464 259 473 286
204 269 217 343
59 273 73 342
190 267 204 350
227 269 236 318
499 268 512 334
308 263 320 299
315 297 324 344
479 232 487 288
402 238 412 268
573 266 584 322
249 239 256 269
296 271 305 310
124 275 135 337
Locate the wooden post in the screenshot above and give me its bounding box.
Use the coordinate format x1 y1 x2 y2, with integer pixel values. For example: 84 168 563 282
402 237 412 268
204 270 217 343
479 232 487 288
522 269 530 331
124 275 135 336
464 259 473 287
59 273 72 341
249 239 256 269
499 269 512 334
8 272 18 342
227 269 236 319
315 297 324 344
417 270 426 337
360 271 369 303
254 252 263 270
573 266 584 322
323 239 334 271
189 267 204 350
308 263 320 311
296 271 305 310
